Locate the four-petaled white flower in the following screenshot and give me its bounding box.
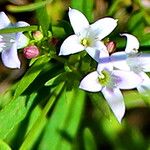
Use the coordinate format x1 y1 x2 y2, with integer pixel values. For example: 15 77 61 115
0 12 29 69
79 51 142 123
59 8 117 62
111 33 150 95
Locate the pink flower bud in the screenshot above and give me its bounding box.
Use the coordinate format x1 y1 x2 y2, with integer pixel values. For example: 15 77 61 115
33 31 43 41
105 41 116 54
23 45 40 59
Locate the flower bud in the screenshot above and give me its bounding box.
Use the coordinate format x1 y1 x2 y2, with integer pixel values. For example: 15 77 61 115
23 45 40 59
105 41 116 54
33 31 43 41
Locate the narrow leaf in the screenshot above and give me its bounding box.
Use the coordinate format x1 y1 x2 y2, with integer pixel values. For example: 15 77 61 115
6 0 53 12
14 55 50 98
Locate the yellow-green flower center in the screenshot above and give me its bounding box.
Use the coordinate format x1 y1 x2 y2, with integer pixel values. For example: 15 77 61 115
80 38 91 47
98 70 112 87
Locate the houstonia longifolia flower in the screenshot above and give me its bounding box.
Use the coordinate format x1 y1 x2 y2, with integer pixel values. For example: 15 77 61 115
0 12 29 68
79 51 142 122
111 34 150 95
59 8 117 62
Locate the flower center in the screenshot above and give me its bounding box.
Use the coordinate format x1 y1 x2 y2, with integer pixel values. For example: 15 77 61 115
80 38 91 47
98 70 112 87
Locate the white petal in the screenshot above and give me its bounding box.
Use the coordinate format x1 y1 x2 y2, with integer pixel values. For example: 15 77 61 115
137 72 150 95
59 35 84 55
86 41 107 62
15 21 30 27
96 46 113 71
69 8 89 34
16 33 29 49
121 33 139 53
113 70 142 89
91 17 117 40
111 52 130 71
1 43 20 68
0 12 11 29
102 87 125 123
138 53 150 72
79 71 102 92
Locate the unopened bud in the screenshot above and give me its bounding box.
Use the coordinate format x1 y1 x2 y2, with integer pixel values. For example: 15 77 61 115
23 45 40 59
106 41 116 54
33 31 43 41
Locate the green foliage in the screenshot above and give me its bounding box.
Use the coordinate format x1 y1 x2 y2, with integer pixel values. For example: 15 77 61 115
14 55 50 99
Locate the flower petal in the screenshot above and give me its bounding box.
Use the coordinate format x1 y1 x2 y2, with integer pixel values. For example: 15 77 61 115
110 52 130 71
102 87 125 123
121 33 139 53
1 43 20 68
59 35 84 55
91 17 117 40
0 12 11 29
96 46 113 72
113 70 142 89
138 53 150 72
137 72 150 95
16 33 29 49
79 71 102 92
69 8 89 34
86 41 107 62
15 21 30 27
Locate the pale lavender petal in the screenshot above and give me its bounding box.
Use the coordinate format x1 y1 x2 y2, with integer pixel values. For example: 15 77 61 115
59 35 84 55
96 46 113 72
1 43 20 68
102 87 125 123
69 8 89 35
79 71 102 92
113 70 143 89
137 72 150 95
139 53 150 72
121 33 139 53
16 33 29 49
91 17 117 40
86 41 107 62
111 52 130 71
0 12 11 29
15 21 30 27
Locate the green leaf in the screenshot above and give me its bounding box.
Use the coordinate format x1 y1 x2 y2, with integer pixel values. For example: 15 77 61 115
0 93 37 139
71 0 94 22
71 0 84 12
83 0 94 22
128 11 144 32
19 83 64 150
52 26 66 38
14 55 50 99
0 139 11 150
35 0 51 35
45 72 66 86
38 88 85 150
0 26 38 34
83 128 97 150
7 0 53 12
89 93 111 119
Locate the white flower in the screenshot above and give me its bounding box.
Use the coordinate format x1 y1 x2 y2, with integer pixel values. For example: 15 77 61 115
59 8 117 62
0 12 29 69
111 33 150 95
79 51 142 123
